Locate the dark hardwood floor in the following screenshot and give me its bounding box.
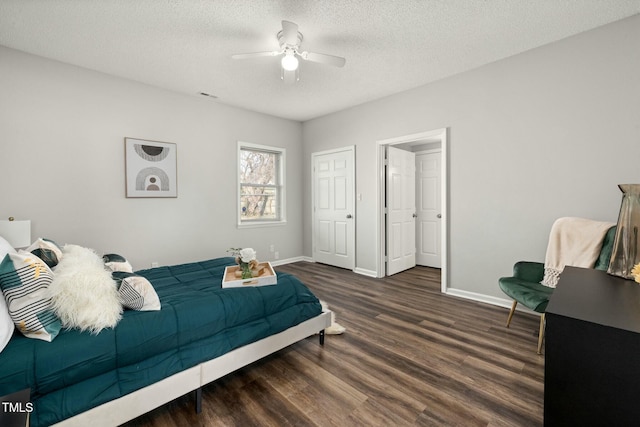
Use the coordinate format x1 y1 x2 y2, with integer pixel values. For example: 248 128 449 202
122 262 544 426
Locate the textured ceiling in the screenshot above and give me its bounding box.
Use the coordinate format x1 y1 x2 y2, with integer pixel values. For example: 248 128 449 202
1 0 639 121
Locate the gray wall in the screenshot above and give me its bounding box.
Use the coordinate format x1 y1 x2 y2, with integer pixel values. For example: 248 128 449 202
0 46 304 270
302 15 640 301
2 14 638 303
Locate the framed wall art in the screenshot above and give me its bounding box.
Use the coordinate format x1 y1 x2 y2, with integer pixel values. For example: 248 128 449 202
124 138 177 198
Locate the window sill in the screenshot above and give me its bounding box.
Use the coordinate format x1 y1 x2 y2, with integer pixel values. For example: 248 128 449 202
237 220 287 229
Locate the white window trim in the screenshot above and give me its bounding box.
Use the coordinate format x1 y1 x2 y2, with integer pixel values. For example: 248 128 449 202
237 141 287 228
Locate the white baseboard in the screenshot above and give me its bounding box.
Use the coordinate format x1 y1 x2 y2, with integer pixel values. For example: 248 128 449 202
270 256 313 267
445 288 538 315
353 267 378 277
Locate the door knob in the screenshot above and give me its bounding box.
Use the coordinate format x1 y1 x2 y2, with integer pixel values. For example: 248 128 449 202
346 214 353 219
412 213 417 218
437 214 442 218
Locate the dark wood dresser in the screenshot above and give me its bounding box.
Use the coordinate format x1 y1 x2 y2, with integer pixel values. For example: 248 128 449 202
545 266 640 425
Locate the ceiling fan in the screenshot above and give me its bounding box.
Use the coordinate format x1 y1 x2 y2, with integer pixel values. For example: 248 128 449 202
232 20 346 83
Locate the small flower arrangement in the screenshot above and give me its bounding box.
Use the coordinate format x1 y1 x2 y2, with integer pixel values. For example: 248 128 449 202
227 247 259 279
632 262 640 284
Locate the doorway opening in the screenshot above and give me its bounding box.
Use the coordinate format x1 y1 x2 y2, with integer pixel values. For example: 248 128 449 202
376 128 448 293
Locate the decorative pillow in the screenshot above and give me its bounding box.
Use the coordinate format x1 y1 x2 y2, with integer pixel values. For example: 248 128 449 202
0 251 61 342
0 293 14 353
49 245 122 334
103 253 133 273
26 238 63 268
0 236 18 351
112 272 161 311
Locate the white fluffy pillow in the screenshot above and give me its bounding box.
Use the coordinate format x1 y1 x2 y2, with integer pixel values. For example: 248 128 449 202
49 245 122 334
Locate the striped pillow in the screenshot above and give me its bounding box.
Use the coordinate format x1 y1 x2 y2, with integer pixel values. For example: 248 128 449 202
0 251 61 341
112 272 161 311
26 238 63 268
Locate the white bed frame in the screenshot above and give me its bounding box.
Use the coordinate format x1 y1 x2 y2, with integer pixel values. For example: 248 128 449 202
53 311 331 427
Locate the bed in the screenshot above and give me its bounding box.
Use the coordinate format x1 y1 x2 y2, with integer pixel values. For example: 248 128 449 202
0 255 330 427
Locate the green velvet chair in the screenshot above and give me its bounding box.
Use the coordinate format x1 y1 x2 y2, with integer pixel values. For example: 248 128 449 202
498 226 616 354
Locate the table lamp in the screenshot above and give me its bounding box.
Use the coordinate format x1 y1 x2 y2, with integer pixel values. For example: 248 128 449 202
0 217 31 248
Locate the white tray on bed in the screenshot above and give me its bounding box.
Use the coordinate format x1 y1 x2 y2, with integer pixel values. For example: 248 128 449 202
222 262 277 288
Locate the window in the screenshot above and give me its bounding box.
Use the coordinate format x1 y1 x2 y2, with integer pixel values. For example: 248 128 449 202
238 142 286 226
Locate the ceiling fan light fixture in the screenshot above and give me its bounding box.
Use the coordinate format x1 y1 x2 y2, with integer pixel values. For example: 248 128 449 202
281 51 299 71
232 20 345 82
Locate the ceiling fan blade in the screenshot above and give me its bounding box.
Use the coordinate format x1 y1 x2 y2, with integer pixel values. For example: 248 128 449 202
301 51 346 67
280 20 300 45
232 51 280 60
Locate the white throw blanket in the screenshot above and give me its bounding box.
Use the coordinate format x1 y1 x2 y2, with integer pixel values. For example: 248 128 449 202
541 217 615 288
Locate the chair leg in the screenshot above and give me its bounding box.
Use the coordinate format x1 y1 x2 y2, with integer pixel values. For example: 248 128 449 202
506 300 517 327
537 313 545 355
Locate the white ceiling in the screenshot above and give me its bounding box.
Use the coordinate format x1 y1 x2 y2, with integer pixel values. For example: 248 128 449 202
1 1 639 121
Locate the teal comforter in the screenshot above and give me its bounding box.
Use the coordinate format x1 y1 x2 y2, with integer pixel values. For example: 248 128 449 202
0 257 321 426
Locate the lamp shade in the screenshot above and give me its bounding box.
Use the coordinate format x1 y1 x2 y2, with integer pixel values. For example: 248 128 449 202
0 220 31 248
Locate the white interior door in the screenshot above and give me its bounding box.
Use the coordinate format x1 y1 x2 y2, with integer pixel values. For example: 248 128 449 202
416 151 441 268
312 147 355 270
386 146 416 275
